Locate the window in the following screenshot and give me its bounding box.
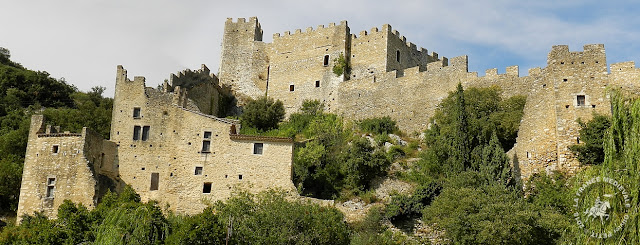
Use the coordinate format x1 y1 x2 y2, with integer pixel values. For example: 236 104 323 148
396 50 400 62
315 80 320 87
195 166 203 175
133 107 141 119
46 177 56 198
289 84 295 91
577 95 586 106
142 126 150 141
52 145 59 153
202 131 211 153
526 152 531 159
133 126 141 140
203 182 212 193
323 55 329 66
239 174 243 180
253 143 263 155
150 173 159 191
202 141 211 152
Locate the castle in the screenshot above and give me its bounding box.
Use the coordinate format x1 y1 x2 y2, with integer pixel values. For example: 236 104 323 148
16 17 640 219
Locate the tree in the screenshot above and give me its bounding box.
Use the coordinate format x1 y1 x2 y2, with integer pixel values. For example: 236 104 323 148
214 191 350 245
422 172 570 245
241 96 285 131
569 113 611 165
165 207 225 245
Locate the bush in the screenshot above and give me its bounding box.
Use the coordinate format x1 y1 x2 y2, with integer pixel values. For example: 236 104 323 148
241 96 285 131
385 181 441 222
569 113 611 165
359 116 398 135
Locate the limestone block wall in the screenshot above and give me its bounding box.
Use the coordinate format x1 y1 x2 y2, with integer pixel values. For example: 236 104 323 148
350 27 390 80
547 45 609 174
111 66 295 214
267 21 350 113
219 17 269 101
169 64 227 116
17 116 119 220
336 56 477 133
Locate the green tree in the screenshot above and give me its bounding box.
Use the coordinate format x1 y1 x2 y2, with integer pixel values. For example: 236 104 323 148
165 207 225 245
214 191 350 245
569 113 611 165
241 96 285 131
422 172 569 245
451 83 470 173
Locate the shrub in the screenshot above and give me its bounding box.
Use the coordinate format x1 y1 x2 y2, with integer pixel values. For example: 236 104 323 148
241 96 285 131
359 116 398 135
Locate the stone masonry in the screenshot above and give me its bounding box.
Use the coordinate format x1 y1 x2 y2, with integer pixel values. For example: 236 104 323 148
17 17 640 219
218 17 640 181
17 65 295 219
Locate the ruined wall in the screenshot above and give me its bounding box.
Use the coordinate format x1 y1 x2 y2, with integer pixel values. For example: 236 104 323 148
111 66 295 214
267 21 350 113
17 116 120 220
218 17 269 102
169 64 230 116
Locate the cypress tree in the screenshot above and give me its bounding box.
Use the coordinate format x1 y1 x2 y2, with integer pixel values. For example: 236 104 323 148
450 83 470 173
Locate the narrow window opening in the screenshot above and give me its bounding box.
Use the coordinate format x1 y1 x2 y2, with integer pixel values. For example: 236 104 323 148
577 95 586 106
202 141 211 153
150 172 159 191
323 55 329 66
526 152 531 159
203 182 212 193
577 137 581 144
315 80 320 87
133 126 141 140
142 126 150 141
46 177 56 198
289 84 295 92
133 107 141 119
195 167 203 175
396 50 400 62
52 145 59 153
239 175 243 180
253 143 264 155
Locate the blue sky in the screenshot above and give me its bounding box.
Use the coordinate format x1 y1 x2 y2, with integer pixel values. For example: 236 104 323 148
2 0 640 97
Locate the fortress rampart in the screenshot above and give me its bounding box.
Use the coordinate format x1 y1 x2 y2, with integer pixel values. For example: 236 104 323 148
18 18 640 220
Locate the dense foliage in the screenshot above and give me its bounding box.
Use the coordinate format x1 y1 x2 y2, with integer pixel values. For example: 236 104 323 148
240 96 285 131
0 188 350 244
0 55 113 215
569 113 611 165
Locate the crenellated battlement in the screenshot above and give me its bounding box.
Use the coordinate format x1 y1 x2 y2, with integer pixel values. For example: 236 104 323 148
272 20 347 40
547 44 606 66
611 61 637 73
484 65 519 77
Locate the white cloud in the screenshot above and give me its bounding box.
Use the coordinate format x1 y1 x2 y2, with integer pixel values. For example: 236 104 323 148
2 0 640 96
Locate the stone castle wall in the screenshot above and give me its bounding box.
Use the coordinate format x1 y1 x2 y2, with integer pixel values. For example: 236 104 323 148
16 116 121 220
219 17 640 179
110 65 294 214
19 18 640 220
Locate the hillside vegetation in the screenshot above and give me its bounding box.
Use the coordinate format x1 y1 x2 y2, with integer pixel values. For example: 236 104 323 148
1 52 632 244
0 54 113 216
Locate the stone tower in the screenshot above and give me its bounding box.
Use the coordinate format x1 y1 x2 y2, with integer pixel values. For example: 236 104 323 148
218 17 269 102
